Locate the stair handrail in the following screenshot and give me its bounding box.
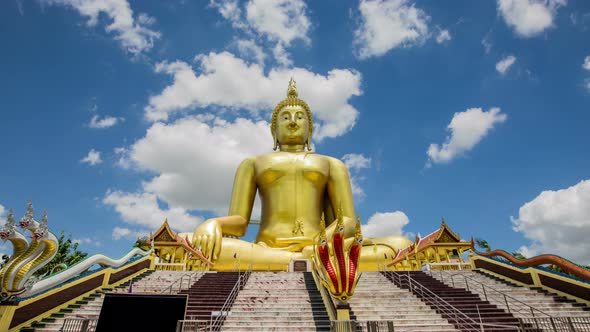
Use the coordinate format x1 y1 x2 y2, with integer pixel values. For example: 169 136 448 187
385 271 517 332
160 271 202 294
209 271 249 332
437 270 552 318
310 261 337 321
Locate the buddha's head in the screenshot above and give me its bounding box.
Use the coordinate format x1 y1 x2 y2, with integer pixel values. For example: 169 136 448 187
271 78 313 151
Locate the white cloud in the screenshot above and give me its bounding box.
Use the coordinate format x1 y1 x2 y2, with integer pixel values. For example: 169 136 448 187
73 237 101 247
583 55 590 71
103 190 202 233
482 35 492 54
80 149 103 165
353 0 429 59
342 153 372 198
89 115 123 129
112 227 132 240
427 107 507 166
145 51 362 140
118 116 271 214
497 0 566 38
0 205 9 257
436 29 451 44
210 0 310 65
496 55 517 75
272 43 292 67
112 227 150 241
342 153 371 171
236 39 266 65
245 0 311 46
362 211 410 238
209 0 244 28
47 0 160 54
512 179 590 265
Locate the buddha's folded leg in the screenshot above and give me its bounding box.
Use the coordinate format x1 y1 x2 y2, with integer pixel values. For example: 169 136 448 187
358 244 398 272
213 238 304 271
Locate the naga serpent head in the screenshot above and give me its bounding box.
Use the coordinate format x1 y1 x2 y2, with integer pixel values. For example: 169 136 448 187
19 200 39 231
31 212 49 241
0 210 16 241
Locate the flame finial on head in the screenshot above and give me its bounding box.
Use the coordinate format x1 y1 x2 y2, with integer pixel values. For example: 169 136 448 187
19 200 38 229
24 200 34 220
7 209 15 225
0 209 16 239
287 77 298 98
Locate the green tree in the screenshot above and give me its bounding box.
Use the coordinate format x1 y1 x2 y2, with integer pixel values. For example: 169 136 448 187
34 231 88 277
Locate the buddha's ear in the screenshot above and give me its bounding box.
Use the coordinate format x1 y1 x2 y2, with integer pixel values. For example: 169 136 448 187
270 126 278 150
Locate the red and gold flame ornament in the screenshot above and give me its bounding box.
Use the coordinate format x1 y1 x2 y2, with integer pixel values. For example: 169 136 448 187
313 209 363 302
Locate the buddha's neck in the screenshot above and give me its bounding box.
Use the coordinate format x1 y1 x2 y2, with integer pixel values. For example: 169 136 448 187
279 144 305 152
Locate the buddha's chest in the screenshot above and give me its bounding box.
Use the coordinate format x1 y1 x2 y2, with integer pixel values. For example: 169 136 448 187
255 154 329 187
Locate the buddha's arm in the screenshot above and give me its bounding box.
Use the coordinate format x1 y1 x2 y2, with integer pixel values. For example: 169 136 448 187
224 157 257 237
327 157 356 232
193 158 256 260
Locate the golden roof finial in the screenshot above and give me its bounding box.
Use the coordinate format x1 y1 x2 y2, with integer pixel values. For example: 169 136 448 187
287 77 298 98
441 217 446 225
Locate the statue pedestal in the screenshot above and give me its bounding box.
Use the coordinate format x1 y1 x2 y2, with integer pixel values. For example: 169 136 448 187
288 259 311 272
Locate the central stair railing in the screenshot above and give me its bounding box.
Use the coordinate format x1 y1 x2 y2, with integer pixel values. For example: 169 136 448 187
161 271 204 294
176 271 251 332
384 271 518 332
207 270 251 332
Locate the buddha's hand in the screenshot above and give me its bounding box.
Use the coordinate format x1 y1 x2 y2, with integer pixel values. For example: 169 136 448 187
193 218 222 261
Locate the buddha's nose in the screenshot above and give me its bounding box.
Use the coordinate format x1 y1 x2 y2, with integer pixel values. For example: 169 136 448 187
288 121 299 131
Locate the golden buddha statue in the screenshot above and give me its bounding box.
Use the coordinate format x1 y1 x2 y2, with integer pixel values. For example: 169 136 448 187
192 79 411 271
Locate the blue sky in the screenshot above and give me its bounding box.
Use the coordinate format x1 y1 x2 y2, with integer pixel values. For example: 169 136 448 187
1 0 589 264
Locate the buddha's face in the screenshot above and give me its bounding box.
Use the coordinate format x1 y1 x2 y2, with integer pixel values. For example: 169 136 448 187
275 105 310 146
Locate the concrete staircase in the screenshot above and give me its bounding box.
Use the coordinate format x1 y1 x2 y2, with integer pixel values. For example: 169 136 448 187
430 270 590 318
221 272 331 331
390 271 523 331
180 271 242 324
24 270 197 331
346 272 459 331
